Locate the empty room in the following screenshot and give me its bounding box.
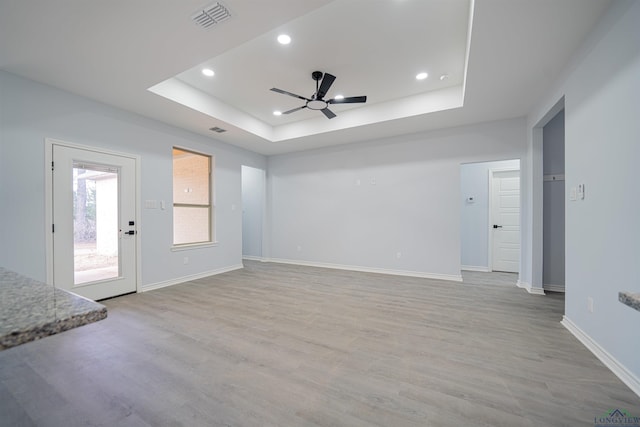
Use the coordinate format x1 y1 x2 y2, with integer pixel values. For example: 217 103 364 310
1 0 639 426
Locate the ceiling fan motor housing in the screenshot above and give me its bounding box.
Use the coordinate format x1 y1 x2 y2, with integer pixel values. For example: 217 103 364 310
307 99 328 110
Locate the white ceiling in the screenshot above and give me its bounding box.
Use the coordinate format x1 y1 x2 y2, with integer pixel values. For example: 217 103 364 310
0 0 611 155
171 0 469 126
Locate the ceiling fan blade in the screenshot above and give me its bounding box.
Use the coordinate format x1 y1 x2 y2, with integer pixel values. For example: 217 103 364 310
282 105 306 114
270 88 310 101
321 108 336 119
329 95 367 104
316 73 336 99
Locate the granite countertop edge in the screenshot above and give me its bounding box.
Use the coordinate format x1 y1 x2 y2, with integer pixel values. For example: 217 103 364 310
618 291 640 312
0 306 107 350
1 266 109 351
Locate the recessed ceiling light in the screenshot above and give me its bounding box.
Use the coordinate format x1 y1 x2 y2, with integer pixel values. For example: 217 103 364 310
416 72 428 80
277 34 291 45
202 68 215 77
334 94 344 100
440 74 449 81
273 110 282 116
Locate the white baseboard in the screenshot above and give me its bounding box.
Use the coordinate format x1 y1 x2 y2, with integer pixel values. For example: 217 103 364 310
561 316 640 398
141 264 244 292
543 283 566 293
461 265 491 272
265 258 463 282
242 255 267 262
516 280 546 295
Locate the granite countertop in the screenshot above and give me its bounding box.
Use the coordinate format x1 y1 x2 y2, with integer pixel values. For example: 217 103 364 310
619 291 640 312
0 267 107 350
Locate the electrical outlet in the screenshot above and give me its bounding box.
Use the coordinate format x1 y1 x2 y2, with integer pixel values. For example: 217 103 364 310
297 245 302 252
183 257 189 265
587 297 594 313
396 252 402 259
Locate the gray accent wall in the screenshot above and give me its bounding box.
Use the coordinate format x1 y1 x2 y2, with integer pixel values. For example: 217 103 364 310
529 0 640 390
0 70 266 285
268 120 527 279
542 109 565 290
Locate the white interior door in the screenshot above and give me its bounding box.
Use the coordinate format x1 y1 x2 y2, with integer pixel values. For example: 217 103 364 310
490 169 520 273
52 144 137 300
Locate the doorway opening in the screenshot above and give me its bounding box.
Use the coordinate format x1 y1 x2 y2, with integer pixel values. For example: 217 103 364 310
542 109 566 292
460 159 521 283
531 96 565 297
241 165 266 260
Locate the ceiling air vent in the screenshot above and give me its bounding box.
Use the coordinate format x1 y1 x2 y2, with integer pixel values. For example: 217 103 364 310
209 126 227 133
192 2 231 29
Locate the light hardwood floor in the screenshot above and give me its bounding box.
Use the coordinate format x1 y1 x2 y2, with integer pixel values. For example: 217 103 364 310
462 270 519 287
1 261 638 426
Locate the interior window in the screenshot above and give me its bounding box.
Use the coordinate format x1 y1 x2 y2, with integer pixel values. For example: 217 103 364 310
172 148 213 245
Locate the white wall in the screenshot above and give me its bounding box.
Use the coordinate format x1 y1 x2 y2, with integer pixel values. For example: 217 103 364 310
528 0 640 392
460 159 520 271
268 118 527 279
0 70 266 286
241 165 265 258
542 110 565 289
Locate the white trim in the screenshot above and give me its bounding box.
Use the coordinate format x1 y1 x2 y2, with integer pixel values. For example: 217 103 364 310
561 316 640 398
516 280 546 295
543 283 566 293
461 0 475 100
242 255 267 262
264 258 463 282
44 142 54 285
134 148 142 293
171 242 219 252
44 138 142 294
461 265 491 272
141 264 243 292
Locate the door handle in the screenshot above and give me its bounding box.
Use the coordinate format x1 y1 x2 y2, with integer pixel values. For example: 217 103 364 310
126 230 136 235
493 224 503 229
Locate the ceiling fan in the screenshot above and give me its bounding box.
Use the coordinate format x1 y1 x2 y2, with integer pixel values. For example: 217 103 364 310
270 71 367 119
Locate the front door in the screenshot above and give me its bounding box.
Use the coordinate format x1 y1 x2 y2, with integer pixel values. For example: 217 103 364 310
52 144 137 300
490 169 520 273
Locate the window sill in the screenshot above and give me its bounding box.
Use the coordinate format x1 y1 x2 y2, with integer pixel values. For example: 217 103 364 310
171 242 219 252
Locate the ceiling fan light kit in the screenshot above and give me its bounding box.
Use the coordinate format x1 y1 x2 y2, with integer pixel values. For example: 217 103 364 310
270 71 367 119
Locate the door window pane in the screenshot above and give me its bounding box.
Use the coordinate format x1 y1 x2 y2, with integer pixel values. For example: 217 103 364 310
73 163 119 285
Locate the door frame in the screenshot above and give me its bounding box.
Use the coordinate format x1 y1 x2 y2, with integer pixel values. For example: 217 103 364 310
487 166 520 272
44 138 142 292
